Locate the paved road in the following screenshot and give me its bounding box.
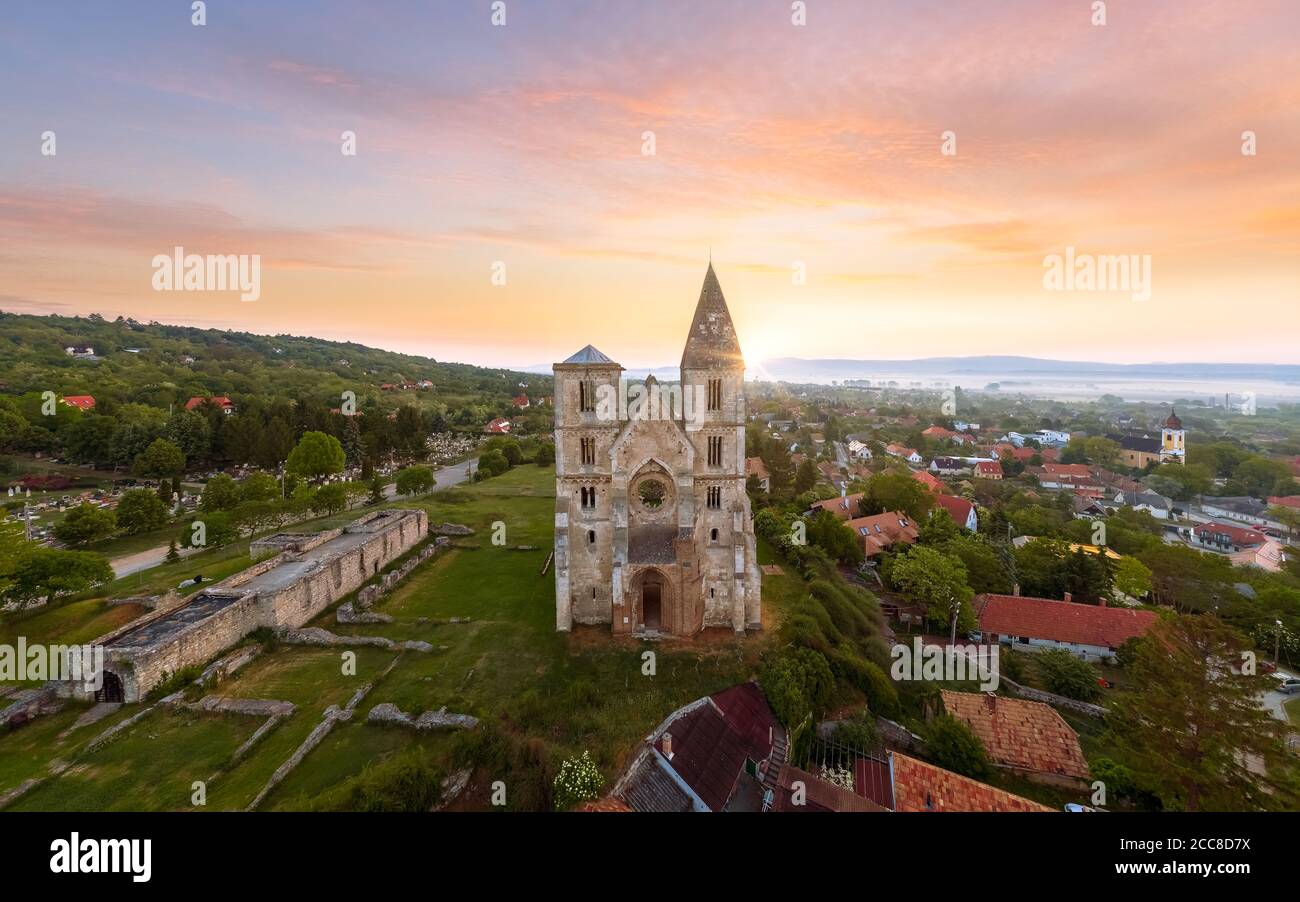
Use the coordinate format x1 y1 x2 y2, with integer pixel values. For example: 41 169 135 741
109 458 479 578
1261 667 1298 723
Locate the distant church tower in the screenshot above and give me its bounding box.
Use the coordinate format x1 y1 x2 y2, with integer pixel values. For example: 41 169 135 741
1160 408 1185 463
551 264 761 637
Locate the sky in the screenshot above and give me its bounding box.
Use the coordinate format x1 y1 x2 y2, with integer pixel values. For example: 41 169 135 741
1 0 1297 370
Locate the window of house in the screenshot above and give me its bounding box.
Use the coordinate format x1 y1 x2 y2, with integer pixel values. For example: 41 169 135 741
581 486 596 509
579 379 596 412
710 527 719 541
581 437 596 465
707 486 721 509
588 530 596 544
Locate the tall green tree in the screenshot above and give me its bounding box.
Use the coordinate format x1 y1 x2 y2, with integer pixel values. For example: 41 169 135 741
286 431 346 482
1108 614 1299 811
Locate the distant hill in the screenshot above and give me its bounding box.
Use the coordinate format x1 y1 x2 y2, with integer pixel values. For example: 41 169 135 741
0 311 551 408
755 356 1300 382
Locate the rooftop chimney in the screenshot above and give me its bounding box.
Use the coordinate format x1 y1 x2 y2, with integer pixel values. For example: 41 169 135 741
1012 583 1021 597
1098 598 1106 607
661 732 673 760
1063 592 1073 603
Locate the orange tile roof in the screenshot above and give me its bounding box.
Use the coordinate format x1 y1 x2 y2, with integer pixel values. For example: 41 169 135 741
773 764 887 812
60 395 96 410
933 493 974 526
846 511 919 556
910 469 943 493
577 797 633 812
889 752 1051 812
977 594 1157 649
810 493 862 521
940 690 1089 779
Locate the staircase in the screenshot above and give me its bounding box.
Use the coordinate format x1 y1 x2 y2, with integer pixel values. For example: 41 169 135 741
761 729 789 797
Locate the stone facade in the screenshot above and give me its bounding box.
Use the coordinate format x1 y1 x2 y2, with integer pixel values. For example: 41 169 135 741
553 265 760 637
65 508 428 703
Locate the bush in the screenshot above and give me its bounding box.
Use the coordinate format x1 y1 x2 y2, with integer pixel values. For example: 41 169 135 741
1034 649 1101 701
832 709 881 751
53 502 116 546
760 648 835 727
534 443 555 466
925 714 991 779
115 488 171 535
145 665 204 702
552 750 605 811
395 466 434 496
478 449 509 477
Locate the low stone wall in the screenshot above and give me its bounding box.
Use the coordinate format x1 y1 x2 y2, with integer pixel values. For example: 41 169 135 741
367 702 478 731
0 687 62 728
280 627 434 654
352 537 449 611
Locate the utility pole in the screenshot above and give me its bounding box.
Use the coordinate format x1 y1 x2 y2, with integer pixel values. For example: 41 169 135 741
1276 620 1284 667
949 592 960 645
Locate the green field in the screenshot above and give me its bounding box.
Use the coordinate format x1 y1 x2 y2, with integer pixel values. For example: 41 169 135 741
1 464 795 811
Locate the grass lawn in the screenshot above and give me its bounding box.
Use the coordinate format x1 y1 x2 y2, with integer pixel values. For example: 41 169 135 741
2 463 801 811
1285 696 1300 727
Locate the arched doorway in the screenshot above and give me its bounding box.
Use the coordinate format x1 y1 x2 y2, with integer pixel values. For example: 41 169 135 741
96 671 124 704
636 569 669 633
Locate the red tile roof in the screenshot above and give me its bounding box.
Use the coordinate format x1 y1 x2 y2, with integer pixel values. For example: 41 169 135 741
846 511 919 557
975 460 1002 476
932 494 975 528
1042 463 1092 479
910 469 944 493
1193 521 1266 547
976 594 1158 649
889 752 1051 812
773 764 886 812
1268 496 1300 510
655 682 779 812
810 493 862 521
940 691 1089 780
185 395 233 410
60 395 95 410
745 457 770 480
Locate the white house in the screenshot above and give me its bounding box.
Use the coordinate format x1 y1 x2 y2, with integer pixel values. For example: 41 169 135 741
847 439 873 461
975 593 1158 662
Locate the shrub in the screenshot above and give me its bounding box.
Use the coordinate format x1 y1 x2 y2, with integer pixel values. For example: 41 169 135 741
309 747 444 812
760 648 835 727
925 714 991 779
553 750 605 811
1034 648 1101 701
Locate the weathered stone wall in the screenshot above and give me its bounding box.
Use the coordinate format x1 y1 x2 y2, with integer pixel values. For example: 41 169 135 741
74 509 428 703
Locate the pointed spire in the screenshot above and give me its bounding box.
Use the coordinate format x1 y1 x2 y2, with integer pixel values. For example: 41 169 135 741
681 263 744 370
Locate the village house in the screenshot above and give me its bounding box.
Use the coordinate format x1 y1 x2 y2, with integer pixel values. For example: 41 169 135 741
612 682 786 812
929 457 968 476
974 592 1158 662
886 443 922 465
974 460 1003 480
846 511 919 558
59 395 96 411
1192 520 1267 553
745 457 770 491
939 691 1089 787
185 395 236 415
484 417 512 434
910 469 944 493
1106 490 1173 520
847 439 873 460
932 494 978 531
809 492 862 521
63 344 96 359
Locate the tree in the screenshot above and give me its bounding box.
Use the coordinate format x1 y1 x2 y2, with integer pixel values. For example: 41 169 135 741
201 473 242 511
1034 649 1100 700
805 510 864 566
1108 614 1299 811
478 449 509 478
1083 436 1121 470
6 547 113 608
52 503 117 547
65 416 118 468
286 431 346 482
863 468 933 520
165 538 181 563
1114 556 1153 600
759 647 835 727
535 442 555 466
115 488 171 535
889 545 974 632
241 471 281 503
368 475 385 505
395 466 434 496
163 409 212 461
313 483 348 515
794 459 819 494
925 714 991 779
133 437 186 479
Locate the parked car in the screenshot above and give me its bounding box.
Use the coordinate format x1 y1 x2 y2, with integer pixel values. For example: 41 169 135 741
1275 676 1300 694
1260 660 1278 674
